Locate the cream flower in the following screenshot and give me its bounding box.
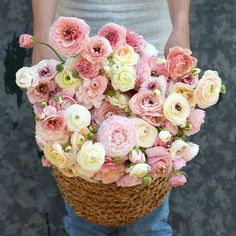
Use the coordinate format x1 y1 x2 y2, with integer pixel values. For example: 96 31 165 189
129 163 151 177
56 70 81 89
112 45 139 66
44 143 75 169
106 91 130 109
65 104 91 131
59 163 95 179
130 118 158 148
76 141 105 172
111 65 136 92
16 67 39 89
163 93 191 126
194 70 222 109
170 82 196 107
184 142 199 161
170 140 189 160
70 128 91 150
158 130 172 143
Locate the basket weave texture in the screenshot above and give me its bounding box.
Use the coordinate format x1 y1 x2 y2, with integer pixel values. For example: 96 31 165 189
52 167 171 226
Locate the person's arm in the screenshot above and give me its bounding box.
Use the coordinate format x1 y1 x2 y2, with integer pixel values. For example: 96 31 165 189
164 0 190 57
32 0 58 65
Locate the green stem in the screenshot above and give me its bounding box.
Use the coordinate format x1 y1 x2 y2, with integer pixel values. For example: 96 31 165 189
35 41 65 63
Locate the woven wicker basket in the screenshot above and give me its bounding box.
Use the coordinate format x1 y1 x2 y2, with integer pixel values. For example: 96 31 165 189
52 167 171 226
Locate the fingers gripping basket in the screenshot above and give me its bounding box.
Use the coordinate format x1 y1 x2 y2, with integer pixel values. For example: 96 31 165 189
52 167 171 226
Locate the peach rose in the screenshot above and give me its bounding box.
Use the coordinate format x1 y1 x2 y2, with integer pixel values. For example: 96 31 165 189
116 175 142 187
166 47 197 80
49 17 90 56
93 160 125 184
194 70 222 109
19 34 34 48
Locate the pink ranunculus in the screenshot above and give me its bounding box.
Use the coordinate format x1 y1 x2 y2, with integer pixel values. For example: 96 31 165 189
135 56 152 89
129 148 146 164
116 174 142 187
146 146 172 178
27 80 56 104
82 36 112 63
185 109 205 136
129 91 165 117
148 56 169 78
76 75 108 109
34 59 59 81
141 115 166 127
98 23 127 50
169 175 187 187
182 74 199 87
166 47 197 80
43 105 57 117
160 120 179 136
97 115 138 157
49 89 76 110
19 34 34 48
92 100 125 125
74 56 100 79
36 111 70 143
126 29 146 53
93 160 125 184
140 75 168 96
49 17 90 56
173 158 186 170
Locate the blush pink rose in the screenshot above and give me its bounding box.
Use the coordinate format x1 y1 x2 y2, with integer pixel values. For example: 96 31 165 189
184 109 205 136
129 91 165 116
74 56 100 79
49 89 76 110
93 160 125 184
135 56 152 89
97 115 138 157
98 23 127 50
146 146 172 178
126 29 146 53
166 47 197 80
140 75 168 96
76 75 108 109
34 59 59 81
92 100 125 125
82 36 112 63
116 175 142 187
169 175 187 187
27 80 56 104
49 17 90 56
19 34 34 48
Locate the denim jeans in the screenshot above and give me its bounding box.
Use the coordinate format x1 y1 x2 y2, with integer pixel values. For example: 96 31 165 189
64 191 172 236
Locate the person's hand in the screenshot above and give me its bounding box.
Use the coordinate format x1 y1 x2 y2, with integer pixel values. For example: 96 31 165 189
164 25 190 58
31 44 58 66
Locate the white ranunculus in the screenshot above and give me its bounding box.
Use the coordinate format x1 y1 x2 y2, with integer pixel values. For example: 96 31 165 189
141 43 158 56
131 118 158 148
163 93 191 126
106 91 130 109
65 104 91 131
184 142 199 161
129 163 151 177
158 130 172 143
76 141 105 172
16 67 39 89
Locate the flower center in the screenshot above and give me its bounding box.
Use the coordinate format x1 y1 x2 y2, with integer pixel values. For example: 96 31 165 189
175 103 182 111
63 27 78 40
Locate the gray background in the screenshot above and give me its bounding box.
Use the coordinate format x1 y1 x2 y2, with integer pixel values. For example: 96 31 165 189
0 0 235 235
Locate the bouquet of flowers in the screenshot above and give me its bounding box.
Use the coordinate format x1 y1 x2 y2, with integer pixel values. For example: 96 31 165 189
16 17 226 189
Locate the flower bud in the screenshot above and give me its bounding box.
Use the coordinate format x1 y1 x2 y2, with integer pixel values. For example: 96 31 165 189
158 130 172 143
142 176 152 186
129 163 151 177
